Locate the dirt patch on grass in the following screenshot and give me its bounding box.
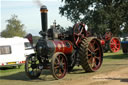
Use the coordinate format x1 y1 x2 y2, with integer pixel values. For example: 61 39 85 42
91 67 128 85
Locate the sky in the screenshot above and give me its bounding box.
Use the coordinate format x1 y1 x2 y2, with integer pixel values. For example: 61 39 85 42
1 0 73 36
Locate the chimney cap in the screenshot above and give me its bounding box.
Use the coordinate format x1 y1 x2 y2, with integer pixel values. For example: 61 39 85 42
40 5 47 10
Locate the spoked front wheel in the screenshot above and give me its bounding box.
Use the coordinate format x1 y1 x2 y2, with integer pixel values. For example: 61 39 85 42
51 52 67 80
25 54 41 79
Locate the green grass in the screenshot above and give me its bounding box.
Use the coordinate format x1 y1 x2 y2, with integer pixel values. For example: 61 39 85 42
104 50 127 58
0 66 24 76
103 50 128 62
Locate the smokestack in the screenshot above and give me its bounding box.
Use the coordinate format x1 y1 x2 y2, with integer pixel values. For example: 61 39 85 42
40 5 48 38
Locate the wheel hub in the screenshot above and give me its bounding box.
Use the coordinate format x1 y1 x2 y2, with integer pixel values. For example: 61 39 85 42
92 52 96 57
59 63 64 69
31 64 37 69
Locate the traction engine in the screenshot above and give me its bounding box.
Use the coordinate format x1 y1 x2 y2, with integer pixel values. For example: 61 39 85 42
25 5 103 80
97 32 121 53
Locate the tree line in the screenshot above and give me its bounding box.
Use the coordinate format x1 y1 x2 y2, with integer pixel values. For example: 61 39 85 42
1 1 128 39
59 0 128 36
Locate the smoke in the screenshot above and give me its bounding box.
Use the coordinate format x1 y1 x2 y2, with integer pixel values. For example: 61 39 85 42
33 0 43 7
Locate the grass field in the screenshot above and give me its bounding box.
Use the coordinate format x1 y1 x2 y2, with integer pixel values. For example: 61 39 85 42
0 50 128 85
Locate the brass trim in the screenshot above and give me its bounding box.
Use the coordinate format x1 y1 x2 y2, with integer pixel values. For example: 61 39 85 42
40 9 48 13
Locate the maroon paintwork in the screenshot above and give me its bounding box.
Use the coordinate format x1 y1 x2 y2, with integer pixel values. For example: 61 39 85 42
52 40 74 54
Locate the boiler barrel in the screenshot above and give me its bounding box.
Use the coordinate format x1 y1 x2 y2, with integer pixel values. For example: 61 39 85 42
36 40 74 57
52 40 73 54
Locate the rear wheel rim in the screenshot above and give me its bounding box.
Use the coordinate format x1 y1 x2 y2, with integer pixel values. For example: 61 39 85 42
88 39 102 71
110 38 120 52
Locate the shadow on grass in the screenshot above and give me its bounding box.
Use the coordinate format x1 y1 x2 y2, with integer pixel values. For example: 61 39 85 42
104 54 128 59
0 70 55 81
69 68 95 75
108 78 128 82
94 77 128 83
0 67 17 70
0 72 28 81
69 68 86 74
0 68 89 81
103 63 128 66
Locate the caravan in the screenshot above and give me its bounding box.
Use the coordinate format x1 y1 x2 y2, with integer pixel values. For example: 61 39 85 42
0 37 34 67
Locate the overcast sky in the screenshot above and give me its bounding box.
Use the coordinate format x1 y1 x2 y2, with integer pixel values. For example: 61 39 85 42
1 0 73 36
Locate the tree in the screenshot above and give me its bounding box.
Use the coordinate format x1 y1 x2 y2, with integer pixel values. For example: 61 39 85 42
59 0 128 36
1 15 26 38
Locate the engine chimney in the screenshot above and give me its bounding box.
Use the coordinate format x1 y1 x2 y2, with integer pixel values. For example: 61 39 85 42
40 5 48 39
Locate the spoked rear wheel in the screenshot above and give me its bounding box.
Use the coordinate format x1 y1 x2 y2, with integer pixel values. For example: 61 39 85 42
51 52 67 80
109 37 120 53
25 54 41 79
79 38 103 72
87 38 103 72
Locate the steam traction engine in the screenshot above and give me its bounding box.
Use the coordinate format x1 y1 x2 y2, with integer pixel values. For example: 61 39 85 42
25 5 103 80
98 32 121 53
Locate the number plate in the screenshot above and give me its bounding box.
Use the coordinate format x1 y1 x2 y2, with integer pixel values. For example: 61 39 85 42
7 62 16 65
